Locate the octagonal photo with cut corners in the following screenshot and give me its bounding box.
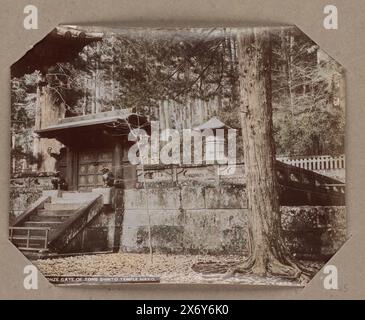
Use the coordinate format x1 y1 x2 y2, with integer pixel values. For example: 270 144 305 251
9 25 346 286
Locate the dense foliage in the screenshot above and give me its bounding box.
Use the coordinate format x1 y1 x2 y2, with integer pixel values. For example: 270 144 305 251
11 27 345 158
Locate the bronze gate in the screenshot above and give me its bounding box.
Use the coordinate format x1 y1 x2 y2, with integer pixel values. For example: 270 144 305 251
77 149 113 191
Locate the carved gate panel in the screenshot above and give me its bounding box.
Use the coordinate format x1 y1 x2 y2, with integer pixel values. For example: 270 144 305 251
78 149 113 191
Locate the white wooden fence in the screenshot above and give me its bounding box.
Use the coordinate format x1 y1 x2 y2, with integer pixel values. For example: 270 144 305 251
276 155 345 171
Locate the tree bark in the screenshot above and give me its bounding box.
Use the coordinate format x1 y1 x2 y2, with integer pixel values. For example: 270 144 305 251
235 28 303 279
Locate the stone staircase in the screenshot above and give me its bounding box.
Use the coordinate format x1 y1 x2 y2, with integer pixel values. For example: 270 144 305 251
9 191 104 259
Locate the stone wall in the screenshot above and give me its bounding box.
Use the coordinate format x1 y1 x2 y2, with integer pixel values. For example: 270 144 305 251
53 188 124 254
121 185 248 255
57 204 116 254
10 175 346 260
281 206 346 259
121 185 346 259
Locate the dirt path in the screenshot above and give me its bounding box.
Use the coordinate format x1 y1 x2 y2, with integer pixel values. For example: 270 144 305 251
35 252 308 286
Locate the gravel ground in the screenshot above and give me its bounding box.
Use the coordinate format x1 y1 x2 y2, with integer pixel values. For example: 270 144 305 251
35 253 307 286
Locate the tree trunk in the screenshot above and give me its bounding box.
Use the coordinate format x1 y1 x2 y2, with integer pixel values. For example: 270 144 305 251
235 28 302 279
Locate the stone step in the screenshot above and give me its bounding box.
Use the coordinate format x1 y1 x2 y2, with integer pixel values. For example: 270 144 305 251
37 209 75 217
23 221 63 229
29 214 71 222
44 202 84 211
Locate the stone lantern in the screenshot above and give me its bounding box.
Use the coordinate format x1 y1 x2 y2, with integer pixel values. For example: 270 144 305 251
193 117 231 164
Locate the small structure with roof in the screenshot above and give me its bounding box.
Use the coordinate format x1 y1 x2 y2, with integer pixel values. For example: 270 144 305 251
194 116 233 163
36 110 149 191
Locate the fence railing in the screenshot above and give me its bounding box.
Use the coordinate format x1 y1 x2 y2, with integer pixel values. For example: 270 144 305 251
276 155 345 171
9 226 49 251
137 161 344 189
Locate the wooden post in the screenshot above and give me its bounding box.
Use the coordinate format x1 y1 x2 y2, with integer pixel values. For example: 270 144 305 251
57 183 61 198
113 141 122 182
44 229 49 249
112 140 125 252
121 140 137 189
113 189 124 252
66 147 77 190
26 229 30 248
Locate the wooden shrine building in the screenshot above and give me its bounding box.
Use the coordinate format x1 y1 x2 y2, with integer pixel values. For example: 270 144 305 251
35 110 150 191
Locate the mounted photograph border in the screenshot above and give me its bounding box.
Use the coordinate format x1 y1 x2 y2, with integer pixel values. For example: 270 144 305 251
0 0 364 299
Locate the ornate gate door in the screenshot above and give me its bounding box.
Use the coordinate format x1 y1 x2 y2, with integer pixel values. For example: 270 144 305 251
78 149 113 191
